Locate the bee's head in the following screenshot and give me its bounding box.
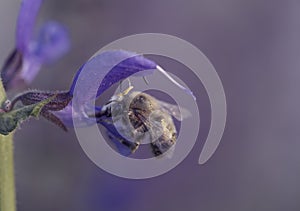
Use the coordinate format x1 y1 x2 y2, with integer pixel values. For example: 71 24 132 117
129 93 156 111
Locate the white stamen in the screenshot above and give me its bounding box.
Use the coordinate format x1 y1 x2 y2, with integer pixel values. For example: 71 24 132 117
156 65 196 100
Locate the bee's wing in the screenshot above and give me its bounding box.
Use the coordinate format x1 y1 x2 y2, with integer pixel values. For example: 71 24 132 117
158 100 191 121
132 108 165 135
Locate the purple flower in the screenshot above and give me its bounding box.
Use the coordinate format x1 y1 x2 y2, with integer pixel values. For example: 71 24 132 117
1 2 195 136
53 50 195 129
7 50 164 131
1 0 70 90
51 49 194 155
54 50 158 127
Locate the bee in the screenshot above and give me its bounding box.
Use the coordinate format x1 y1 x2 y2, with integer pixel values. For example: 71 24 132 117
95 86 189 157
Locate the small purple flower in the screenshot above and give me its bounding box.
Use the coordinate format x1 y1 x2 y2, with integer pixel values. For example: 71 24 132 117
1 0 70 90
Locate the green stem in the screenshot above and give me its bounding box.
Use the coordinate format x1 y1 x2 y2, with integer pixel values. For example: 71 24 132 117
0 80 16 211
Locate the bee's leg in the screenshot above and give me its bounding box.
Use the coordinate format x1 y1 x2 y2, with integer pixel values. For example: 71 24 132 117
107 131 140 155
91 104 113 124
120 138 140 154
94 105 111 118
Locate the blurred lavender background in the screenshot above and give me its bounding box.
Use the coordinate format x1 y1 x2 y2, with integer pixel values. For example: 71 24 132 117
1 0 300 210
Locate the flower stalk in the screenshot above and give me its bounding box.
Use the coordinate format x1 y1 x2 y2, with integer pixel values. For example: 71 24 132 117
0 79 16 211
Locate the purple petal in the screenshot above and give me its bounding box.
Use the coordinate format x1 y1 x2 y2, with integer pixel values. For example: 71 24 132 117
16 0 43 54
52 105 74 127
30 21 70 64
15 54 42 85
0 48 42 89
69 50 156 104
14 1 70 88
53 103 97 127
1 49 23 90
19 21 70 84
